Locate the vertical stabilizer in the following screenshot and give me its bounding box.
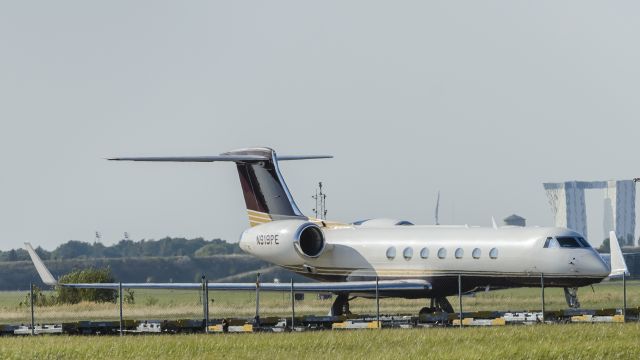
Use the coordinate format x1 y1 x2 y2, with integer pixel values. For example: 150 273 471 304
223 148 307 226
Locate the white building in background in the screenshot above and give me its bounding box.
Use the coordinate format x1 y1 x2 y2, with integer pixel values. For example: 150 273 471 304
543 180 636 246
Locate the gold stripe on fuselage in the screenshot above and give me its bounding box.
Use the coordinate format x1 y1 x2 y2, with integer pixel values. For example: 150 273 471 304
245 210 348 228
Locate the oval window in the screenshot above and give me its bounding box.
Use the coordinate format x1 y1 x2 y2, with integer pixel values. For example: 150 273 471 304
437 248 447 259
455 248 464 259
489 247 498 259
403 247 413 260
472 248 481 259
386 247 396 260
420 247 429 259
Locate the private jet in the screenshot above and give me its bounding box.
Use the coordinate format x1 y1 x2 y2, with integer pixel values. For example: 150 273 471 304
26 147 627 315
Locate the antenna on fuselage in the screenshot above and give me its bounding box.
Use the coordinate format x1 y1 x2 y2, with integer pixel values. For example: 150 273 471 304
312 182 327 220
435 191 440 225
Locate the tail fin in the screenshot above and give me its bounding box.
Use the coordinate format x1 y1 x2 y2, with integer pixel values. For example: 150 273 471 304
109 147 332 226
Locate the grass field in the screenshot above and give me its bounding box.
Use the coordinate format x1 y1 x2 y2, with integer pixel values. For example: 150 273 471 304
0 323 639 359
1 280 638 323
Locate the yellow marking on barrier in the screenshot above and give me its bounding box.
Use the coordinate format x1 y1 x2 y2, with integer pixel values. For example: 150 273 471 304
492 318 506 326
208 325 223 332
612 315 625 323
571 315 591 322
242 324 254 332
367 321 381 329
453 318 505 326
332 322 348 329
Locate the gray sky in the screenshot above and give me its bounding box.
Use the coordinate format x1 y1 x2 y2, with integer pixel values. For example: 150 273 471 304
1 1 639 251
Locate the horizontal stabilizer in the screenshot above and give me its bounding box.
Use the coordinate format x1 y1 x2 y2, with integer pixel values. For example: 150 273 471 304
108 154 332 163
24 243 57 286
108 155 268 162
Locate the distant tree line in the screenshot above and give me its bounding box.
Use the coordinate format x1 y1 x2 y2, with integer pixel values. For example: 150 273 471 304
0 237 242 262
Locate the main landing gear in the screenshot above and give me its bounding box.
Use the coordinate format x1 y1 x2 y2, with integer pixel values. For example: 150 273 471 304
330 294 352 316
564 287 581 308
419 297 455 315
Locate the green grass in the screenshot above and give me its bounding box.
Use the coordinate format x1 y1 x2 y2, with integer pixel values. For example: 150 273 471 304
1 281 638 323
0 324 639 359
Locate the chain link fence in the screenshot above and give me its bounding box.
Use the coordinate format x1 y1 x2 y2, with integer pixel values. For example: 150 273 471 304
1 276 637 333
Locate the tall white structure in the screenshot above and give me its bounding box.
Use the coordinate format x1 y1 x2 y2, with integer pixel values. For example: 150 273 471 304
543 180 636 246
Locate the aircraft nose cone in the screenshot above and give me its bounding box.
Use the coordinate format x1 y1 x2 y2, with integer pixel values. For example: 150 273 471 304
582 252 610 277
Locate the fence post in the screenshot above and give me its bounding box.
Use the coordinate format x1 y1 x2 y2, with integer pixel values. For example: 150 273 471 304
623 272 627 322
255 273 261 326
458 275 463 328
119 282 123 336
540 273 545 323
375 276 380 329
30 282 35 336
202 275 209 333
290 278 295 331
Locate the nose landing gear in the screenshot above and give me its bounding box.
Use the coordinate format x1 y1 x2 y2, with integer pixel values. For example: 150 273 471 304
564 287 581 308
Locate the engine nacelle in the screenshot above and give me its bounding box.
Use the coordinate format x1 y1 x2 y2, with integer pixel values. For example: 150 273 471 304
239 220 328 265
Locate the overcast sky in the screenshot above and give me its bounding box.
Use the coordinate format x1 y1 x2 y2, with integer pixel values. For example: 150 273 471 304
1 1 639 251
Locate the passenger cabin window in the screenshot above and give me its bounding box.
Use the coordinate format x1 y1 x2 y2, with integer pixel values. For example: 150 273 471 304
455 248 464 259
420 247 429 259
489 248 498 259
386 247 396 260
403 247 413 260
437 248 447 259
472 248 481 259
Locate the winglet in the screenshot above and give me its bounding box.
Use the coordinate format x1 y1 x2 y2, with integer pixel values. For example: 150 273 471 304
491 216 498 229
608 231 629 277
24 243 57 286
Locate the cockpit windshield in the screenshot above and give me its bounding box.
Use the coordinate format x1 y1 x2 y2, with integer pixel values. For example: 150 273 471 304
556 237 581 248
544 236 591 249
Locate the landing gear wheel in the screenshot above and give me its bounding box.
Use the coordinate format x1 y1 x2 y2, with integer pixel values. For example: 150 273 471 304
419 307 436 316
330 293 351 316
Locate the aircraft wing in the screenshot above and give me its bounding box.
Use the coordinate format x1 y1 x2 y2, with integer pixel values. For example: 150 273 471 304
37 280 431 292
24 243 430 293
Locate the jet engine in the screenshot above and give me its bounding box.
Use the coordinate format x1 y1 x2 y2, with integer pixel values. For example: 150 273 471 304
239 220 329 265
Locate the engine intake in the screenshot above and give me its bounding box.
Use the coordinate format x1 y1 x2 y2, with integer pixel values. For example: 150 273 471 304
296 224 325 258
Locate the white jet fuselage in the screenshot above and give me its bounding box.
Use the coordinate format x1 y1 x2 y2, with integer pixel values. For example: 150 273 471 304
240 220 610 297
